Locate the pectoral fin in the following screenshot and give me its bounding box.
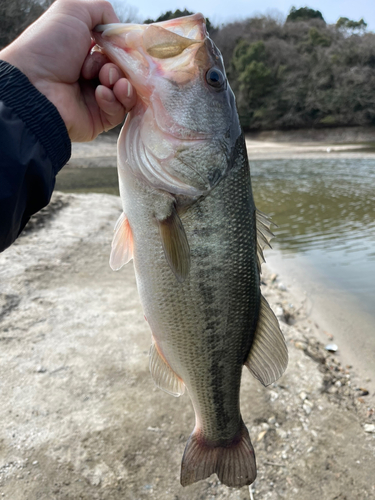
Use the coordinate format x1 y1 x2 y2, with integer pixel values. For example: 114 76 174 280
245 295 288 386
109 212 134 271
157 206 190 283
149 342 185 397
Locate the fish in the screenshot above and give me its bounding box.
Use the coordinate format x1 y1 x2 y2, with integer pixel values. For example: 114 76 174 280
94 13 288 488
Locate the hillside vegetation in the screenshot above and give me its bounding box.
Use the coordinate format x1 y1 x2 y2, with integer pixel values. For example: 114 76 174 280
212 9 375 130
1 2 374 131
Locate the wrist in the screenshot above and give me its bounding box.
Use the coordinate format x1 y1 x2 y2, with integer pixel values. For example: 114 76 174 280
0 46 71 135
0 45 37 84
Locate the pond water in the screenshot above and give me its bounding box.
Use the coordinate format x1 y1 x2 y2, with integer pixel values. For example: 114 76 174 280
250 158 375 316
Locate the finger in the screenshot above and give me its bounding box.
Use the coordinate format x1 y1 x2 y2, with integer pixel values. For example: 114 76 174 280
95 85 127 128
81 49 110 80
83 0 120 29
52 0 120 31
98 62 123 87
113 78 137 112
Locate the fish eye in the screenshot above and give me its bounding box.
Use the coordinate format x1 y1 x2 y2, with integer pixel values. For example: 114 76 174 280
206 68 225 89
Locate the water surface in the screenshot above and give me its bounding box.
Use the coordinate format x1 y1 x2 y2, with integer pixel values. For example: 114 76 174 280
250 158 375 315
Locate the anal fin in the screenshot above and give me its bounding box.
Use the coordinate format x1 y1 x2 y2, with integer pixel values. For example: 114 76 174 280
245 294 288 386
110 212 133 271
149 342 185 397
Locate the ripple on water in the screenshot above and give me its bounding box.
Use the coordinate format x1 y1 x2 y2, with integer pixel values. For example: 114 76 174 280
251 157 375 309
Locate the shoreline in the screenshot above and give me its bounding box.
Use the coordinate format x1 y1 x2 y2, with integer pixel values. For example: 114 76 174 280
263 250 375 406
67 126 375 169
0 192 374 499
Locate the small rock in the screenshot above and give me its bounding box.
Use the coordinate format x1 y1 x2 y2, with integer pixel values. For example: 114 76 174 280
275 305 284 316
276 428 288 439
303 400 313 415
355 387 369 397
278 283 287 291
270 273 278 282
269 390 279 402
334 380 342 388
268 416 276 425
36 366 47 373
32 461 38 466
295 341 307 351
299 391 307 401
364 424 375 433
325 343 338 353
257 430 268 442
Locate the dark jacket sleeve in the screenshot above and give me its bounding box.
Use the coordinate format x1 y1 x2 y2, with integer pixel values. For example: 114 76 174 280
0 60 71 252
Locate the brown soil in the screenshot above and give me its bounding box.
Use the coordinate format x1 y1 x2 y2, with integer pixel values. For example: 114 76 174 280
0 192 374 499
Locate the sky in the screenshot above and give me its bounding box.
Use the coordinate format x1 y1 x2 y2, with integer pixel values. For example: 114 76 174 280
109 0 375 31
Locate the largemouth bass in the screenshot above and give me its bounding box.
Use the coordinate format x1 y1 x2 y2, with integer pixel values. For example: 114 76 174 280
94 14 288 488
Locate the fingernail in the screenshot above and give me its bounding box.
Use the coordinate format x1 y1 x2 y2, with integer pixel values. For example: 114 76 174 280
109 67 117 86
96 86 104 99
97 86 115 102
127 82 133 98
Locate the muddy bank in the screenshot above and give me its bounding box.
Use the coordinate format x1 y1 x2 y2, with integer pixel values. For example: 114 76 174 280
0 192 374 499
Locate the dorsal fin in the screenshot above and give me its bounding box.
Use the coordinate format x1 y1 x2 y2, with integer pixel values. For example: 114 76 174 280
149 342 185 397
245 294 288 386
109 212 134 271
256 209 275 273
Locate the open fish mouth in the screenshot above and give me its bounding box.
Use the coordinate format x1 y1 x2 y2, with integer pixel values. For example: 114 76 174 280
94 13 206 65
94 12 207 52
93 13 212 88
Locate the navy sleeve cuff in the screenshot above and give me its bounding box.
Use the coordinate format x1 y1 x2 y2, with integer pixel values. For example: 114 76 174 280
0 60 71 172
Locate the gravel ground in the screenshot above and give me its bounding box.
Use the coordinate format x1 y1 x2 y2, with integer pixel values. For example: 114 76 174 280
0 192 374 500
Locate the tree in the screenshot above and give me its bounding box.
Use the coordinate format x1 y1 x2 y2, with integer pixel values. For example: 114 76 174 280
336 17 367 33
210 11 375 130
0 0 47 49
231 40 275 128
144 9 213 34
109 0 140 23
287 7 325 23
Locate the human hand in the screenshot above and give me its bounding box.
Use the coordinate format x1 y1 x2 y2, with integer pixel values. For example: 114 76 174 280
0 0 136 142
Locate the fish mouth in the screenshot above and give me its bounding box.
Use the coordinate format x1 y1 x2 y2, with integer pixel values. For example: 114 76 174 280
94 12 207 49
93 14 208 85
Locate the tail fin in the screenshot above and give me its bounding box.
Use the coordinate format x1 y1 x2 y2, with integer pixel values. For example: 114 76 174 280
180 420 256 488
